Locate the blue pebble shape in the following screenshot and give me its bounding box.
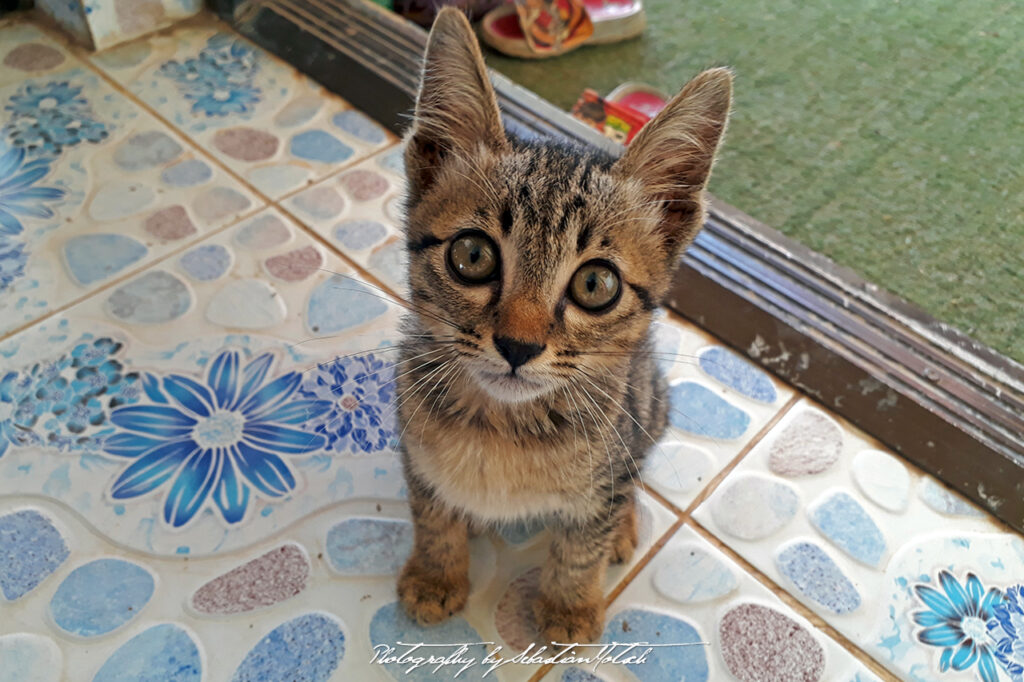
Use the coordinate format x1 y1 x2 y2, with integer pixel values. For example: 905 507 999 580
600 609 708 682
105 271 193 324
49 558 154 637
64 234 149 285
333 220 388 251
306 276 388 334
776 542 861 615
0 510 69 600
232 613 344 682
92 624 201 682
289 130 354 164
161 160 213 187
809 491 887 566
668 382 751 439
699 346 778 403
377 146 404 175
180 244 231 282
113 131 183 171
326 518 412 575
333 111 386 144
369 602 488 682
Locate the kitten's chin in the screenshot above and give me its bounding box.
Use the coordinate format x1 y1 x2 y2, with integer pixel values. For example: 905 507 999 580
473 370 552 405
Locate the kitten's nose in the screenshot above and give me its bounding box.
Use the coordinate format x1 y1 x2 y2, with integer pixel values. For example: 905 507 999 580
493 335 545 370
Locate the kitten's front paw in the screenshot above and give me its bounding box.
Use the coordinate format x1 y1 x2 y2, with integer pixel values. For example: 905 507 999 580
534 596 604 645
610 519 638 564
398 562 469 625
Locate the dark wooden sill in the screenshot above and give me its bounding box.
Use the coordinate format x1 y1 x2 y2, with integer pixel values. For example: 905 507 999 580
221 0 1024 531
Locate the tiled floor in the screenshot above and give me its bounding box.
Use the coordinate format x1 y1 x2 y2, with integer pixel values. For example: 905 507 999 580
1 13 1022 682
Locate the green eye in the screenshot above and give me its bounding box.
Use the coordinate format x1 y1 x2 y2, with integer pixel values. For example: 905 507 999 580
447 231 499 284
570 261 621 312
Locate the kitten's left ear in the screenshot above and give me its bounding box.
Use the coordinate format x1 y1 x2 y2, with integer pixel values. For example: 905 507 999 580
405 8 508 200
613 68 732 256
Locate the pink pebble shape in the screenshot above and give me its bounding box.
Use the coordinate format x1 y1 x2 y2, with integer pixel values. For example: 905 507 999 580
4 43 65 71
144 206 196 241
719 603 824 682
767 410 843 476
214 127 280 162
340 170 389 201
191 544 309 615
264 246 323 282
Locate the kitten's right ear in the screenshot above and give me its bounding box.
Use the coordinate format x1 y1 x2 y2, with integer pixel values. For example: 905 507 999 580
405 8 507 200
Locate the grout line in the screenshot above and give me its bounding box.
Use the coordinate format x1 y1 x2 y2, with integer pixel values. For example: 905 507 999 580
681 392 802 517
687 518 901 682
604 517 685 608
637 483 676 517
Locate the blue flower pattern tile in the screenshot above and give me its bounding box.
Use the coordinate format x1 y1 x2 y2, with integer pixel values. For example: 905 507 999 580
158 35 261 118
94 27 391 198
911 570 1002 681
0 17 1021 682
103 348 331 528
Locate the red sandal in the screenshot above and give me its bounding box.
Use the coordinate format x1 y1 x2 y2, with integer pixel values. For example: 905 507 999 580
480 0 644 59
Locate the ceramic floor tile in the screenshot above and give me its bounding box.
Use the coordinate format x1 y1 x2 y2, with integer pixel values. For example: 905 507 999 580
638 311 796 511
0 24 261 338
0 199 683 680
0 208 407 555
89 23 395 200
0 491 673 682
285 144 407 295
693 398 1024 681
538 524 882 682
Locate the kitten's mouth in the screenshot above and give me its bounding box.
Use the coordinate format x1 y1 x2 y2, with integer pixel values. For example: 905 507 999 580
474 369 549 404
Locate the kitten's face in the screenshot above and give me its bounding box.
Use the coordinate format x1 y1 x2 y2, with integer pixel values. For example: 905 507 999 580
405 143 668 403
403 10 731 404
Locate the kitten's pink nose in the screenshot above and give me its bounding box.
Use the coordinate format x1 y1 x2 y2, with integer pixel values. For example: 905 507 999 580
493 335 545 370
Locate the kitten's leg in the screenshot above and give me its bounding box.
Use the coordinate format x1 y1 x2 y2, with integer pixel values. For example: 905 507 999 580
534 495 633 644
398 485 470 625
609 494 638 564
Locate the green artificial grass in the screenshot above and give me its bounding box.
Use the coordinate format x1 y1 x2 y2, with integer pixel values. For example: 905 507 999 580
486 0 1024 363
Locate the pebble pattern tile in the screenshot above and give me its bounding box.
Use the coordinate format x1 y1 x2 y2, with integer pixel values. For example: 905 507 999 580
92 27 393 200
539 525 881 682
2 14 1022 682
694 398 1024 681
284 147 408 295
0 24 259 338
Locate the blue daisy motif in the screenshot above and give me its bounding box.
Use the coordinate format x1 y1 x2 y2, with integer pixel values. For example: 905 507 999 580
912 570 1004 682
103 350 331 527
298 353 396 455
3 81 109 157
0 139 66 237
157 35 262 118
989 585 1024 681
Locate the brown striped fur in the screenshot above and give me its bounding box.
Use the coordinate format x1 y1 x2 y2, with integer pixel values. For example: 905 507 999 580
396 8 731 644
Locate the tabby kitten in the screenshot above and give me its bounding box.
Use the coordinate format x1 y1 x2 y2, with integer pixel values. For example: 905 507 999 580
396 8 731 644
